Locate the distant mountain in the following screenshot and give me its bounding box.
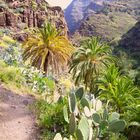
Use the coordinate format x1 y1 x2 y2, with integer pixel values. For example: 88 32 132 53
71 12 137 45
65 0 114 32
67 0 140 45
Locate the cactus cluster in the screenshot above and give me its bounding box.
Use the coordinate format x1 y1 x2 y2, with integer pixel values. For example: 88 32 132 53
54 87 126 140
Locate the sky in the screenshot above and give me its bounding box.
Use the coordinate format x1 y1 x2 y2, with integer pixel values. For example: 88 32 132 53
47 0 73 9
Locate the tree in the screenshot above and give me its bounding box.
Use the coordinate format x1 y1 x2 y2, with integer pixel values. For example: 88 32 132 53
22 22 74 75
99 65 139 113
69 37 114 93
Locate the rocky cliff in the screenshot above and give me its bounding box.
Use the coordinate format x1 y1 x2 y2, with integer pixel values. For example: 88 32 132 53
0 0 68 39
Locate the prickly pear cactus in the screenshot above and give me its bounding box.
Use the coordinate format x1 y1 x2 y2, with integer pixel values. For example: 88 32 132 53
75 87 84 100
76 129 84 140
93 113 101 123
53 133 62 140
80 97 90 109
109 112 120 122
63 105 69 123
78 117 90 140
109 120 126 133
69 113 76 134
69 92 76 113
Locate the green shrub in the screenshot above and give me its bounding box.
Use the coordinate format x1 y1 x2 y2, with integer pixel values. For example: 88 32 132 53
22 67 55 94
14 7 24 13
33 99 68 140
0 60 25 86
0 36 23 67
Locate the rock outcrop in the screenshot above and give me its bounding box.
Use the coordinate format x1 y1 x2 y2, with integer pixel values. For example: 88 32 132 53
0 0 68 38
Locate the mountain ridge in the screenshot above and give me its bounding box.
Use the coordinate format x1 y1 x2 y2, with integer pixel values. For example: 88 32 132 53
65 0 114 32
65 0 140 45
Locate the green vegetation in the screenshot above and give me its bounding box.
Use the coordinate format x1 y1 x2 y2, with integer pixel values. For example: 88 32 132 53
70 37 114 93
23 22 74 74
54 88 126 140
32 99 68 140
0 20 140 140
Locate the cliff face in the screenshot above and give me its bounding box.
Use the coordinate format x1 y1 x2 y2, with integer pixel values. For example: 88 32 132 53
0 0 68 39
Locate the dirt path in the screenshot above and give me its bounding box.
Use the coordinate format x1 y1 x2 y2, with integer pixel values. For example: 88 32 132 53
0 85 39 140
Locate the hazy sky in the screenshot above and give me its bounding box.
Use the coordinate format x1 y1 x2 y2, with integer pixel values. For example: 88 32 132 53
47 0 73 9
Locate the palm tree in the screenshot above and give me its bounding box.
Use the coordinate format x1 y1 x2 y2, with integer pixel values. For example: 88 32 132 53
22 22 74 75
99 65 139 113
69 37 114 93
98 65 120 87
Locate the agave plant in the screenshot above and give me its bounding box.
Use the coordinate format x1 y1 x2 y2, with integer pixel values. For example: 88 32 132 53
22 22 74 75
69 37 114 93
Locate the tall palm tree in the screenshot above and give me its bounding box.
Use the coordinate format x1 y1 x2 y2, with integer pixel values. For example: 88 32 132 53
69 37 114 93
22 22 74 74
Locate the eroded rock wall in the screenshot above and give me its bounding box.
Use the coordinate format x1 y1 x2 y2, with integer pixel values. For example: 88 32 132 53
0 0 68 37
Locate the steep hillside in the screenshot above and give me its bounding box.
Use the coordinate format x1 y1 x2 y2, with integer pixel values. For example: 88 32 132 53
0 0 68 40
70 0 140 44
65 0 113 32
102 0 140 19
73 12 136 43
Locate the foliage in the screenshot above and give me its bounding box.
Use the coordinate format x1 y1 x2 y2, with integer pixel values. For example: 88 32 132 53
0 12 139 140
0 60 25 87
98 65 139 113
0 28 11 36
124 101 140 139
0 35 23 66
14 7 24 13
54 88 126 140
70 37 114 93
22 22 74 74
0 35 56 95
33 99 68 140
22 66 55 94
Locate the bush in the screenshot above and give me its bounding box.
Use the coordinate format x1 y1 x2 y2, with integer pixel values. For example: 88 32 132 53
0 60 25 87
0 36 23 66
33 99 68 140
22 67 55 94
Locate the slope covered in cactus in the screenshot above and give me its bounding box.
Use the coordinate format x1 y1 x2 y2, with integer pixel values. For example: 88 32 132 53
54 87 126 140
